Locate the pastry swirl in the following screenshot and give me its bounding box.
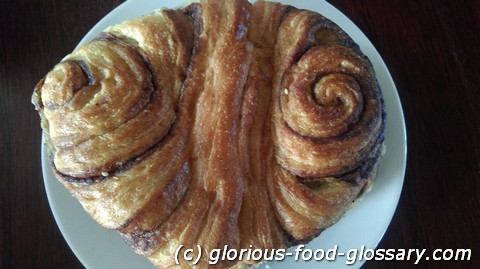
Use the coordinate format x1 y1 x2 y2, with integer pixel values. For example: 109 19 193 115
272 8 384 179
32 0 385 268
268 8 384 240
34 9 194 231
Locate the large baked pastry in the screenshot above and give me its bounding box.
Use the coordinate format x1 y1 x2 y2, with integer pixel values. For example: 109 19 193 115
32 0 385 267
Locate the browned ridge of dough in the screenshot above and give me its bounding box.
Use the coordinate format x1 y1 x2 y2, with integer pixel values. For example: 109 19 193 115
32 0 385 268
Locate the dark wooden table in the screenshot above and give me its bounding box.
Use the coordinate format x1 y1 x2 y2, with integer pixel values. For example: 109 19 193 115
1 0 478 268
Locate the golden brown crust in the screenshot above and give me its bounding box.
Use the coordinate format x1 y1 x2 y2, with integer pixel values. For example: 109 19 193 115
146 1 252 267
34 8 195 233
32 0 385 268
238 0 290 260
267 5 384 242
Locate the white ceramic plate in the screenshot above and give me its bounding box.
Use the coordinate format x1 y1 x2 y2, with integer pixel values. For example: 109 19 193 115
42 0 407 268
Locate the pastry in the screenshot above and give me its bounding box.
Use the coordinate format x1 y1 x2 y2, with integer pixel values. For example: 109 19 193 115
32 0 385 268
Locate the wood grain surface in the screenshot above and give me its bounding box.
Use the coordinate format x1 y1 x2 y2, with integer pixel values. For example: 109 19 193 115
0 0 478 268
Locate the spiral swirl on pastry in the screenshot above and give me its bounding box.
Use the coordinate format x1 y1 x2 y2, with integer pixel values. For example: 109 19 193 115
274 45 383 178
266 7 385 241
272 9 384 179
32 0 385 268
35 10 194 180
33 9 194 230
